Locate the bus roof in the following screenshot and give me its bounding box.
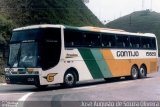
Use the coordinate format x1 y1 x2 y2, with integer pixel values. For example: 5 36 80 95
13 24 156 38
13 24 62 31
66 26 156 38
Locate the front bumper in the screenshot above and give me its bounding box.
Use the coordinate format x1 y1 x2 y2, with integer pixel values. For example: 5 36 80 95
5 75 39 85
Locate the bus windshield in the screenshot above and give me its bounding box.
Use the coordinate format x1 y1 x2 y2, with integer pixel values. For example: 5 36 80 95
9 28 61 70
9 42 38 68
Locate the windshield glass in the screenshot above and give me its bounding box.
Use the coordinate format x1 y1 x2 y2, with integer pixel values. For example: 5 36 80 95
9 44 20 67
9 42 38 68
11 29 41 42
9 28 61 69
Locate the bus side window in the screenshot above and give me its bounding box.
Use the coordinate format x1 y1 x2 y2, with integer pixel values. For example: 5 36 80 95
116 35 129 48
141 37 152 49
64 30 83 47
130 36 141 49
102 34 115 48
151 38 156 50
108 42 111 47
130 43 132 47
123 42 125 47
83 32 101 48
116 36 123 48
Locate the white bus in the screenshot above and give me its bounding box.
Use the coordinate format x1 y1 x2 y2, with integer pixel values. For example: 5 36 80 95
5 24 158 88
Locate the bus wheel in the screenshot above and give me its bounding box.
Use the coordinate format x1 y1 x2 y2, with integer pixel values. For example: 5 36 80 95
139 65 147 78
63 71 77 88
131 65 139 80
35 79 48 89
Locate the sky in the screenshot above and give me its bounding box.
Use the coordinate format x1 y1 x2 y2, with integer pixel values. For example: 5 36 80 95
85 0 160 24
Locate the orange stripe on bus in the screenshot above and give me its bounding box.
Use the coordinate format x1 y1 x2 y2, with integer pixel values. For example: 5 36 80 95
101 49 158 77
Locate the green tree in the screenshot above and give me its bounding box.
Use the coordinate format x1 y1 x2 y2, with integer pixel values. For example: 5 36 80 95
0 15 14 45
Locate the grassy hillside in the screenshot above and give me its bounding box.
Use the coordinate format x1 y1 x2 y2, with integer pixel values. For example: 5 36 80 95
106 10 160 49
0 0 102 27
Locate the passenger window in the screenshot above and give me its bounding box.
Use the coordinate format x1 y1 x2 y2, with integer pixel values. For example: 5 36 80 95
141 37 152 49
151 38 156 49
64 30 83 47
130 36 141 49
83 32 101 47
102 34 115 48
116 35 129 48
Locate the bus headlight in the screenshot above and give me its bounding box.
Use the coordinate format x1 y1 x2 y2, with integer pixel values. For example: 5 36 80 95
5 77 10 81
5 68 13 74
34 71 39 74
27 68 33 74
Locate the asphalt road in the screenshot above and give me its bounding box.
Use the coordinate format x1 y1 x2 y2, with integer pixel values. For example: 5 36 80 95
0 70 160 107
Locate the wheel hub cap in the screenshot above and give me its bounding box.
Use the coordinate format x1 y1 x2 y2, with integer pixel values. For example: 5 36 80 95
65 74 74 84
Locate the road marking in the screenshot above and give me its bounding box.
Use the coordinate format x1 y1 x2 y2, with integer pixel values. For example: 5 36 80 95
0 83 7 86
18 92 34 101
17 92 34 107
72 86 97 90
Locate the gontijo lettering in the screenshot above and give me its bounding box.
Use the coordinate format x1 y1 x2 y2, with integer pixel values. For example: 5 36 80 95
117 51 139 57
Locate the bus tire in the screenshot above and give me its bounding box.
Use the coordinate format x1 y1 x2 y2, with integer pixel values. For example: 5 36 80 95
131 65 139 80
139 65 147 78
35 79 48 89
63 71 77 88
